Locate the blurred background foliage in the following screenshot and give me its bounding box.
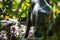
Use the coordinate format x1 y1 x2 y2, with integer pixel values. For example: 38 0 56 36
0 0 60 21
0 0 60 40
0 0 30 21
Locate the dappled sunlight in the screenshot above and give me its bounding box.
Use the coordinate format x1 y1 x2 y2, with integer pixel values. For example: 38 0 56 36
0 0 60 40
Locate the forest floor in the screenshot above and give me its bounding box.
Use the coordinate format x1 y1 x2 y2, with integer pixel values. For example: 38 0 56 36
28 34 58 40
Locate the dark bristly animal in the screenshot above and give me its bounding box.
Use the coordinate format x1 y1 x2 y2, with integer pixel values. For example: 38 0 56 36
23 0 52 40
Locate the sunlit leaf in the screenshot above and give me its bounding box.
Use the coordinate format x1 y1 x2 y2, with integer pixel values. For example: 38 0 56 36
19 9 22 12
21 3 25 8
49 0 53 4
58 2 60 6
12 1 16 4
23 6 26 10
21 13 26 18
26 3 30 6
15 0 21 3
26 0 30 2
0 15 3 18
52 4 57 12
18 12 20 15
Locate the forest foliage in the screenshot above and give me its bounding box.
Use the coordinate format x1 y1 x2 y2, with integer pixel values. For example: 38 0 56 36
0 0 60 21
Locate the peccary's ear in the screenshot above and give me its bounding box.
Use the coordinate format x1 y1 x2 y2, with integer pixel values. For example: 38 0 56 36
38 0 51 14
39 0 46 7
